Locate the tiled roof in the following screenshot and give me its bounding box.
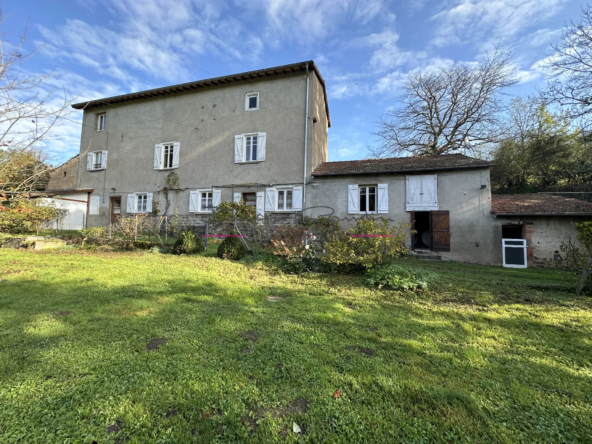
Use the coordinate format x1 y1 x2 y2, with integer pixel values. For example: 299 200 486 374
72 61 331 127
312 154 493 176
491 193 592 216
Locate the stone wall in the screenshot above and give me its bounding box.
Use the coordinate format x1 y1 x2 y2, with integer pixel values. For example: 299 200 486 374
47 155 79 191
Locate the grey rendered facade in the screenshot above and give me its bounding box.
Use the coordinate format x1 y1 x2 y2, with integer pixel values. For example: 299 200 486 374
73 60 586 267
72 61 329 226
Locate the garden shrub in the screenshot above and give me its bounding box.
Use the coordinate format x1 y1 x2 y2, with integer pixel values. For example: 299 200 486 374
80 226 110 246
133 240 154 250
217 235 247 260
366 264 436 291
0 195 64 234
172 230 203 255
270 225 308 256
322 218 410 269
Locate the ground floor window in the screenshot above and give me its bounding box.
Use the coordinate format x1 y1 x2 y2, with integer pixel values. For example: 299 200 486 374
200 192 213 212
277 189 293 211
136 194 147 213
359 186 376 213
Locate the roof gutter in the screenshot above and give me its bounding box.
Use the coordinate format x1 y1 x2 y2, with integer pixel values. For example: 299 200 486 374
312 164 494 177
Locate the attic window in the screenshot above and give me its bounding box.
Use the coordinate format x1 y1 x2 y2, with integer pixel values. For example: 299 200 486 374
245 92 259 111
97 114 106 131
63 171 67 177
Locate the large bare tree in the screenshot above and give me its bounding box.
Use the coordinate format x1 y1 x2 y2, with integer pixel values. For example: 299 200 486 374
543 5 592 127
0 14 71 193
373 48 517 157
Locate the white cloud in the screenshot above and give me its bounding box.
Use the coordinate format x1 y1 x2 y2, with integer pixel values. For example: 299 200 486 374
350 30 427 72
525 28 562 47
431 0 569 48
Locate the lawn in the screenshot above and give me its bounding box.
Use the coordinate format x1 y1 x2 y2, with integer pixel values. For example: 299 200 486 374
0 248 591 443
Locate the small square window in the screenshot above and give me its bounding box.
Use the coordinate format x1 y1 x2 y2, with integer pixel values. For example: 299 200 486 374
97 114 106 131
245 93 259 111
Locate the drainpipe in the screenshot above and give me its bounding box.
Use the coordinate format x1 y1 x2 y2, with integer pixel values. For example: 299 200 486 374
303 63 310 217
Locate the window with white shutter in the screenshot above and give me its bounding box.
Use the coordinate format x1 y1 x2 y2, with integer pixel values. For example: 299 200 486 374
87 151 107 171
234 133 266 163
377 184 388 214
256 191 265 219
154 142 180 169
406 174 438 211
348 184 359 214
126 194 135 213
190 189 220 212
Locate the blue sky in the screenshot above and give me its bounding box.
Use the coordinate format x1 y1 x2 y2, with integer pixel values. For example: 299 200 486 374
5 0 587 165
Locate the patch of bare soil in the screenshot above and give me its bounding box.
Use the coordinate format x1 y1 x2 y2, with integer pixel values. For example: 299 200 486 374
55 311 71 318
165 410 177 418
346 346 375 357
146 338 168 351
243 331 258 342
242 414 258 434
241 348 252 354
369 327 378 332
260 398 309 418
106 421 122 433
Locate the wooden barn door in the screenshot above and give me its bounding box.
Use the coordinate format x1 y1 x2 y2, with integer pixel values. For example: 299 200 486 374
430 210 450 252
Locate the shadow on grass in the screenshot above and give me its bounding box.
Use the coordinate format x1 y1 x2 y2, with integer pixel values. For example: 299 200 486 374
0 250 591 442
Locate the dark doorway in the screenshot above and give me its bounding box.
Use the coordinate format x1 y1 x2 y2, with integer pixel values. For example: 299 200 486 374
413 211 431 250
110 197 121 224
502 224 523 239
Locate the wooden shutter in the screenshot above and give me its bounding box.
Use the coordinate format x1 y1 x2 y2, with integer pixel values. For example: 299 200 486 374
292 186 303 211
234 135 244 163
146 193 153 213
406 176 421 209
431 210 450 252
234 192 242 203
189 191 198 213
172 142 180 168
101 151 108 169
127 194 135 214
256 191 265 219
347 184 359 214
212 189 221 208
265 187 277 211
377 183 388 214
154 144 161 169
87 153 93 171
422 174 438 207
257 132 266 161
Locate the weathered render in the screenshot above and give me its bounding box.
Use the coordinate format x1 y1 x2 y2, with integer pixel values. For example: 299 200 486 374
491 193 592 267
46 155 79 191
71 61 329 226
309 157 497 264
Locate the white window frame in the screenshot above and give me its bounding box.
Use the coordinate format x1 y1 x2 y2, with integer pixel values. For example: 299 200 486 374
245 92 259 111
162 143 174 169
136 193 148 213
97 113 106 131
358 185 377 214
190 189 221 213
154 142 180 170
244 133 259 162
277 187 294 212
502 239 528 269
87 150 108 171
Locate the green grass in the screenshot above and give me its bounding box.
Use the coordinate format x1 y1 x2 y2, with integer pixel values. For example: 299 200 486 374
0 249 591 443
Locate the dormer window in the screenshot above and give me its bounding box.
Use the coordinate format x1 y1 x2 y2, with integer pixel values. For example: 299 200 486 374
245 92 259 111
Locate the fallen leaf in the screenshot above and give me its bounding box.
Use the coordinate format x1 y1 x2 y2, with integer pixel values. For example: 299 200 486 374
333 389 342 399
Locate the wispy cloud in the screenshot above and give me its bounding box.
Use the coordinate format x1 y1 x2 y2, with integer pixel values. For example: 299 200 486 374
431 0 569 48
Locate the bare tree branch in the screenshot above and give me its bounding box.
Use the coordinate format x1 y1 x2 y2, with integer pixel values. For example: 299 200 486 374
542 5 592 127
373 47 517 157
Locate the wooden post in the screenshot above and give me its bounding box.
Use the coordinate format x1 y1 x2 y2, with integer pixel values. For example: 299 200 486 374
576 248 592 295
